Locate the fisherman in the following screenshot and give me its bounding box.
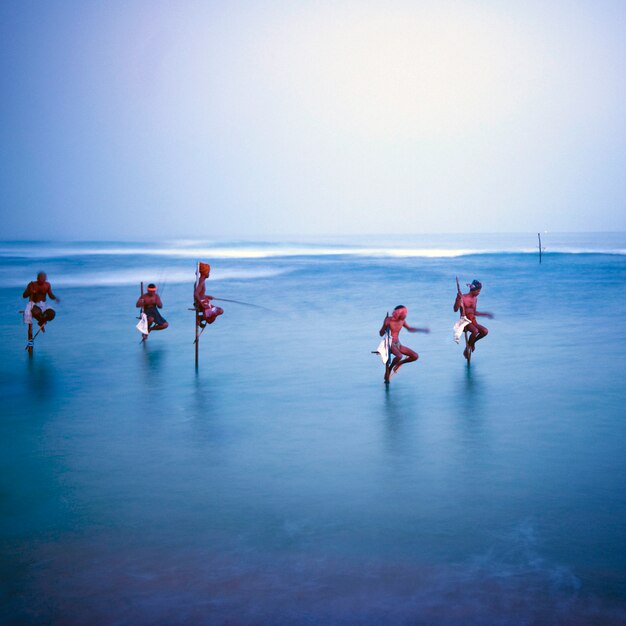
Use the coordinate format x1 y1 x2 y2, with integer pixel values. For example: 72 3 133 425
136 283 168 340
453 280 493 360
22 272 60 331
379 306 430 383
194 263 223 327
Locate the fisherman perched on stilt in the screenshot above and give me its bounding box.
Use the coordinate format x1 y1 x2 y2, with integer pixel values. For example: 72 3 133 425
194 263 223 328
453 279 493 361
136 283 168 341
23 272 60 333
379 306 429 384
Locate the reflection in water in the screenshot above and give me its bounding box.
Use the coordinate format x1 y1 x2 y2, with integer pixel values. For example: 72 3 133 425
454 364 490 457
187 373 224 444
26 355 56 403
142 344 165 371
382 386 419 456
457 364 482 418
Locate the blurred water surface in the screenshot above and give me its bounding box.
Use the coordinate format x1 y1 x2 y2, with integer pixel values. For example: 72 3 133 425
1 235 625 624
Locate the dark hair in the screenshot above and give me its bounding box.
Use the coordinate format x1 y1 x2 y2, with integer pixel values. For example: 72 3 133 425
470 280 482 291
394 305 406 310
147 283 156 289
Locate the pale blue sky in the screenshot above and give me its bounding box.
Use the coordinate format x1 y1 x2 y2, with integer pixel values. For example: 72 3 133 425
1 0 624 239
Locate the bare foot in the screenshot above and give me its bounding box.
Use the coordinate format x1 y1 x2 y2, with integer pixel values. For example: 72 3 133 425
463 347 470 360
141 333 148 342
389 362 403 379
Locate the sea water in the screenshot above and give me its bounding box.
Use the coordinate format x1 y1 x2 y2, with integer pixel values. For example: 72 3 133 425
1 233 625 624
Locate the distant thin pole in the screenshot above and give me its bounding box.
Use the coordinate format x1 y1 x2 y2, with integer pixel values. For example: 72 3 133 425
538 233 542 264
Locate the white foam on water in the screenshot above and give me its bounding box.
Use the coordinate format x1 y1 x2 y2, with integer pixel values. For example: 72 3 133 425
1 242 625 259
0 267 289 288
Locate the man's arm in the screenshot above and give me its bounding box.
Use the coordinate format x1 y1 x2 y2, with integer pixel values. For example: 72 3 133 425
47 285 59 302
136 295 145 308
404 322 430 333
22 283 32 299
453 293 462 312
156 295 163 308
475 310 494 319
379 315 390 336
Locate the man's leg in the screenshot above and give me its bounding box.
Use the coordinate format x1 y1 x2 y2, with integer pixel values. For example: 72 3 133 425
204 306 224 325
32 305 45 330
470 323 488 351
464 323 479 357
386 344 403 382
393 345 418 372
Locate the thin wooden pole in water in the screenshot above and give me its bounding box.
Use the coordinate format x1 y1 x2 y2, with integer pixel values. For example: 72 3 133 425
456 276 471 366
27 322 33 355
538 233 542 264
194 263 199 370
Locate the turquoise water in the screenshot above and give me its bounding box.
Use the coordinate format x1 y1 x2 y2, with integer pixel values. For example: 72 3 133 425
1 235 626 624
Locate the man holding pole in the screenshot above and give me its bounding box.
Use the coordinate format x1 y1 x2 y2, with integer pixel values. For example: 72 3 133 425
453 279 493 361
136 283 168 340
379 305 430 383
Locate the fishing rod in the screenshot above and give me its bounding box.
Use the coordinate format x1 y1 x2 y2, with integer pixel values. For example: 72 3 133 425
210 297 276 312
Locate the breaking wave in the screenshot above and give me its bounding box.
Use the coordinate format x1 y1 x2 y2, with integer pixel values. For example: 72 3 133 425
0 267 289 288
1 242 625 260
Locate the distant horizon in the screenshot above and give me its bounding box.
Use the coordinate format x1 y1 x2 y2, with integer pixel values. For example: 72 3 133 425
0 230 625 244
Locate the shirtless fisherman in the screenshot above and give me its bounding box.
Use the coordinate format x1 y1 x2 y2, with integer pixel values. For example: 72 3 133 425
379 306 430 383
454 280 494 360
194 263 223 328
22 272 60 331
136 283 168 340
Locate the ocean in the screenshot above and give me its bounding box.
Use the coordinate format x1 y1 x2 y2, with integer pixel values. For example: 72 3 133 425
1 233 625 624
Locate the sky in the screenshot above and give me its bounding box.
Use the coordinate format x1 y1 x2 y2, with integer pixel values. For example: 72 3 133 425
0 0 624 240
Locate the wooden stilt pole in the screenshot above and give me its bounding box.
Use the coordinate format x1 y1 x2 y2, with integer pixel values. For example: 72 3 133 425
538 232 542 264
194 263 199 370
27 322 33 355
456 277 471 366
195 311 199 369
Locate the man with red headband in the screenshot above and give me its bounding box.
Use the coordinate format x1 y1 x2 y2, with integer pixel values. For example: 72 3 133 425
194 263 223 327
379 305 430 383
22 271 60 331
136 283 168 340
454 279 493 360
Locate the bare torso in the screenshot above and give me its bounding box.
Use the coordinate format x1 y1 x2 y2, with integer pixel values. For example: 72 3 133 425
386 317 407 343
459 292 478 322
23 281 54 303
137 292 163 309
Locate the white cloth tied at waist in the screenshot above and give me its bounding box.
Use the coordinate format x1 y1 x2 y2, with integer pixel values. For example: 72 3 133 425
453 316 471 343
23 301 51 324
136 312 149 335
